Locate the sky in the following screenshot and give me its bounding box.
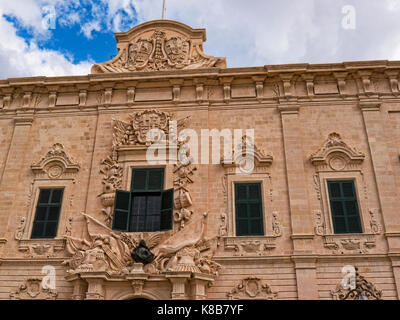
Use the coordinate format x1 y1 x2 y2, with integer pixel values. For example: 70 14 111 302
0 0 400 79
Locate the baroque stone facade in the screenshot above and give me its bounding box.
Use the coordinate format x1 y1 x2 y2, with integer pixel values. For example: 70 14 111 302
0 19 399 300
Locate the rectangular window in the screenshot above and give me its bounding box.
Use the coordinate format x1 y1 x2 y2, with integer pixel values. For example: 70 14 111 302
113 168 173 232
31 188 64 239
235 183 264 236
328 180 362 234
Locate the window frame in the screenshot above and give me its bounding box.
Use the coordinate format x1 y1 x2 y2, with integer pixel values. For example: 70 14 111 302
326 180 363 234
31 188 64 239
113 167 173 233
234 182 265 236
319 172 367 235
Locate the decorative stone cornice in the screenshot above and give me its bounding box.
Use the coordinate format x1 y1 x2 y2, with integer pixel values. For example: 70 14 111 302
31 143 80 179
310 132 365 170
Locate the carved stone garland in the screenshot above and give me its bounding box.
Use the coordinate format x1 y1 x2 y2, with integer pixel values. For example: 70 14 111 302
331 267 382 300
227 277 277 300
310 133 381 254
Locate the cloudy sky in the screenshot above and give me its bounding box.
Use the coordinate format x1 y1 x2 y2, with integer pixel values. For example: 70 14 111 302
0 0 400 79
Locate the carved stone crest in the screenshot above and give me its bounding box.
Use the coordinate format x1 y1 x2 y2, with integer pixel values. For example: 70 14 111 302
10 278 57 300
91 21 226 73
227 277 277 300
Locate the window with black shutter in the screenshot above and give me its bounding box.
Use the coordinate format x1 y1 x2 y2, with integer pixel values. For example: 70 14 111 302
113 168 173 232
31 188 64 239
327 180 362 234
235 183 264 236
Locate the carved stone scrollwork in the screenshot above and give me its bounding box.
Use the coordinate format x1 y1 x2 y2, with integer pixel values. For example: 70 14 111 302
223 236 277 257
272 211 282 237
14 217 26 241
314 210 325 236
310 132 365 171
173 161 197 230
323 234 376 254
221 135 273 174
31 143 80 179
10 278 58 300
227 277 277 300
331 267 382 300
369 208 382 234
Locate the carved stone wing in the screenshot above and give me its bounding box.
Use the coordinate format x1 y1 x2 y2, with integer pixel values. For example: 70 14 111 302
112 119 131 147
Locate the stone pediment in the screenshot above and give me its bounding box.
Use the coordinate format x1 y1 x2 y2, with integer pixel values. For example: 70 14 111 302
91 20 226 73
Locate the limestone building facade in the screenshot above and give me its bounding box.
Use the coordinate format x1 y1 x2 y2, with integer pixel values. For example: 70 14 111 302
0 20 399 300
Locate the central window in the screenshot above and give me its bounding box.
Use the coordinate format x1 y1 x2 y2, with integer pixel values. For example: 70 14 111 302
235 183 264 236
113 168 173 232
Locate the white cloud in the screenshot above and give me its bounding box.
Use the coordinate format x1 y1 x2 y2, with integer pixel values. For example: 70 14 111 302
1 0 400 78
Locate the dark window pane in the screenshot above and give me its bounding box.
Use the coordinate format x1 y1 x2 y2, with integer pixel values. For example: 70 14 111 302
161 189 173 210
35 206 47 221
160 189 174 231
31 222 45 238
345 201 357 216
115 190 130 210
237 204 247 218
131 195 146 216
329 182 341 198
250 219 263 235
146 215 160 232
131 215 145 232
147 195 162 216
148 170 163 190
38 189 51 204
113 211 129 231
132 170 147 191
333 217 347 233
249 203 261 218
236 185 247 200
51 189 63 203
248 184 260 199
160 209 172 231
48 206 60 221
331 201 344 216
347 216 362 233
237 220 248 236
45 221 58 238
342 182 355 198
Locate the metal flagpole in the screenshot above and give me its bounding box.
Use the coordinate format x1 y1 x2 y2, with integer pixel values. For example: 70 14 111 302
162 0 166 19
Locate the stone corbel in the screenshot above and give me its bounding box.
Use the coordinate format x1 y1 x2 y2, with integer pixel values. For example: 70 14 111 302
385 70 399 95
0 87 14 109
76 84 89 107
101 82 115 106
170 79 184 103
333 72 348 96
47 85 59 108
126 81 138 104
22 86 35 108
194 78 206 103
301 74 315 97
279 73 294 97
357 70 375 95
219 77 233 103
252 76 266 102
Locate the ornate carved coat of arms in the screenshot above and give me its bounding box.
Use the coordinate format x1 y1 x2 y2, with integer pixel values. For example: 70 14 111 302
91 20 226 73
